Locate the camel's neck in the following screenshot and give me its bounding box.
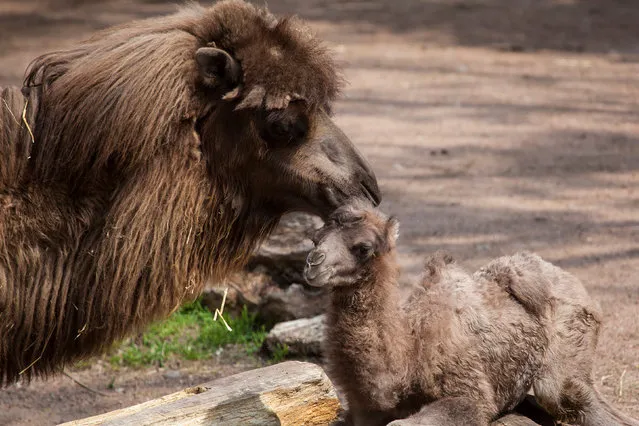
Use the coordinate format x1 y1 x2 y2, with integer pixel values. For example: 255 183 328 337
0 149 278 385
326 254 412 395
329 274 402 322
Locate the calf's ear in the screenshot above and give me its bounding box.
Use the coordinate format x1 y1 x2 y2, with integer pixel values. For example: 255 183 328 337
195 47 242 96
385 216 400 245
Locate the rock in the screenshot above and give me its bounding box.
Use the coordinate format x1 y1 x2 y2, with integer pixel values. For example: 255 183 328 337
249 212 324 285
263 315 325 357
162 370 182 380
202 275 329 327
200 267 271 318
257 283 329 327
202 212 327 325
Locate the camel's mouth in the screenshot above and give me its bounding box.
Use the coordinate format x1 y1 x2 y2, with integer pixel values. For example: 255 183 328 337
360 180 382 207
303 251 333 287
315 184 380 221
304 268 332 287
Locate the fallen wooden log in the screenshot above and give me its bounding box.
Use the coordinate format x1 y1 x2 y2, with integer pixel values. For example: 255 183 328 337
59 361 341 426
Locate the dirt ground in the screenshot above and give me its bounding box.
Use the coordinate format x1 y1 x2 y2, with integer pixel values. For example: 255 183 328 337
1 0 638 424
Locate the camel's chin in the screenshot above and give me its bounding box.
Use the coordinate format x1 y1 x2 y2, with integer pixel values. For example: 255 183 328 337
304 269 332 288
305 184 378 222
317 196 377 222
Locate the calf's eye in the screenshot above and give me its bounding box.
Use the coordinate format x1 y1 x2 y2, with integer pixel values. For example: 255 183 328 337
352 243 373 260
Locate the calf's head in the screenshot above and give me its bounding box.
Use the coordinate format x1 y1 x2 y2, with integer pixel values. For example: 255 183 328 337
304 203 399 288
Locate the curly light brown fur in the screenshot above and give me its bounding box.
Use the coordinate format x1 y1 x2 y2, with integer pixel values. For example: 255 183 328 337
306 206 639 426
0 0 381 386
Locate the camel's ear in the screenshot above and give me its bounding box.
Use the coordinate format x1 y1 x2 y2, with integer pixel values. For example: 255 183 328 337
195 47 242 95
386 216 400 245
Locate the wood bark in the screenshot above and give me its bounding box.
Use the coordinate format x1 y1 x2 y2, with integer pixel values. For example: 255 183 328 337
60 361 340 426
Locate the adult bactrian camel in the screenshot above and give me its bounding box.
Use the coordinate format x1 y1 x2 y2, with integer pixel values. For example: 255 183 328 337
0 0 380 385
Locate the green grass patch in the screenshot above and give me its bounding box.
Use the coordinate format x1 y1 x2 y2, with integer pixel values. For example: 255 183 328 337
269 343 289 363
109 299 267 368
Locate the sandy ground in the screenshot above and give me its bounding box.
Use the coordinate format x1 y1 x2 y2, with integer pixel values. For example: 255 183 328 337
1 0 638 424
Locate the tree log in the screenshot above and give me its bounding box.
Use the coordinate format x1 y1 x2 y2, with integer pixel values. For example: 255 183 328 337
59 361 340 426
491 413 544 426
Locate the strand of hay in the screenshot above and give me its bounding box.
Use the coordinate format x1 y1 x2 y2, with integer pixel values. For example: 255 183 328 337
18 326 55 376
1 98 20 126
619 369 627 397
213 287 233 331
22 99 35 144
61 370 111 397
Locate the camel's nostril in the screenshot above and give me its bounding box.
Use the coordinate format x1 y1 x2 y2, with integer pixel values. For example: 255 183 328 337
304 264 320 281
307 251 326 266
304 263 331 286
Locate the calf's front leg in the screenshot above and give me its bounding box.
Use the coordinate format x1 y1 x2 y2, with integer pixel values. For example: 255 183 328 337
386 396 487 426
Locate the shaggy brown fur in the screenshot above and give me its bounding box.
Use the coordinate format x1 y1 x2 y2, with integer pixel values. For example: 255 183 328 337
0 0 381 385
304 204 639 426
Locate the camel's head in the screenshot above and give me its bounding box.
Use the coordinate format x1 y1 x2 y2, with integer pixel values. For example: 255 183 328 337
304 202 399 288
22 1 379 223
195 1 381 220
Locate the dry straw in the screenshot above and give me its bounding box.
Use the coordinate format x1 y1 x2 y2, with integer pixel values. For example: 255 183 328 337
213 287 233 332
22 99 35 144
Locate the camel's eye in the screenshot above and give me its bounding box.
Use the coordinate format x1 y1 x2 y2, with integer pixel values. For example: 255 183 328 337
267 121 288 140
258 107 308 148
352 243 373 260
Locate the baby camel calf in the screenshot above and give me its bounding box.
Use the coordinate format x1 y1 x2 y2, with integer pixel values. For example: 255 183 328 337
304 203 638 426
